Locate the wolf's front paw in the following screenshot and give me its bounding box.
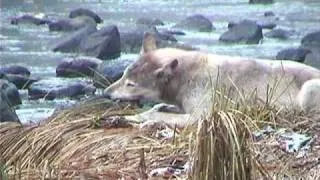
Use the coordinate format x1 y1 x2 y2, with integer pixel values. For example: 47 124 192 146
139 120 167 130
150 103 183 113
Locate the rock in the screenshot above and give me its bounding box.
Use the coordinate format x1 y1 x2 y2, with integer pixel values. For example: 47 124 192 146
69 8 103 24
93 58 135 88
0 79 22 107
152 27 177 42
173 14 214 32
1 0 24 7
10 14 51 25
301 31 320 49
136 18 164 27
265 28 292 40
48 16 97 32
2 74 38 89
304 51 320 69
227 21 238 29
79 25 121 60
249 0 274 4
0 90 20 123
56 57 102 77
120 27 177 53
52 25 97 53
300 31 320 68
219 20 263 44
276 48 311 62
257 18 277 29
264 11 275 17
28 78 96 100
0 65 30 77
161 29 186 36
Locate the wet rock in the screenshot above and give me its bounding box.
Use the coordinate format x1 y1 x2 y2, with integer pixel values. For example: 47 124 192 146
0 79 22 107
249 0 273 4
48 16 96 32
79 25 121 60
301 31 320 49
3 74 38 89
264 11 275 17
304 51 320 69
2 0 24 7
265 28 292 40
56 57 102 78
276 48 311 62
93 58 135 88
257 18 277 29
120 27 177 53
152 27 177 42
161 29 186 36
136 17 164 27
52 25 97 53
219 20 263 44
227 21 238 29
69 8 103 24
173 14 214 32
301 31 320 68
10 14 51 25
0 65 30 77
28 78 96 100
0 90 20 123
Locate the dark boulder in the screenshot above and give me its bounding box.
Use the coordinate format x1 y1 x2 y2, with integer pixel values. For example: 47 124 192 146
0 90 20 123
0 65 30 77
136 17 164 27
69 8 103 24
301 31 320 68
161 29 186 36
28 78 96 100
301 31 320 49
304 51 320 69
48 16 96 32
249 0 274 4
52 25 97 53
93 58 135 88
276 48 311 62
257 18 277 29
79 25 121 60
264 11 275 17
1 0 24 7
265 28 292 40
227 22 238 29
10 14 51 25
120 27 177 53
0 79 22 107
56 57 102 77
219 20 263 44
3 74 38 89
173 14 214 32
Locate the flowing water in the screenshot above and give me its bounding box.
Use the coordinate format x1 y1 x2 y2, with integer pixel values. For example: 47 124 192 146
1 0 320 123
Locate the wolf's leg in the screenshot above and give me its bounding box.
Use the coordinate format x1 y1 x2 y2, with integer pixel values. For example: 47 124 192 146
297 79 320 113
124 103 192 129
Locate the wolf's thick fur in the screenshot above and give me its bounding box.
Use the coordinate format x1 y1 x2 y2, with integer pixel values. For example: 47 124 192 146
105 33 320 128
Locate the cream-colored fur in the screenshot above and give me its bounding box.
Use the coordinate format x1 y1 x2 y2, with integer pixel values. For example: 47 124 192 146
104 33 320 128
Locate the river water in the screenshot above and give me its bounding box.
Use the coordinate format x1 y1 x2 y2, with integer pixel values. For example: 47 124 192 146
1 0 319 123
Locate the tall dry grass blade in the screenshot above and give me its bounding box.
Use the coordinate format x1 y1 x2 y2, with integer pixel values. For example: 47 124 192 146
191 110 254 180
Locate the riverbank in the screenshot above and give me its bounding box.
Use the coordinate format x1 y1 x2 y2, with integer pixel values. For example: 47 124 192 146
1 97 320 179
1 0 320 124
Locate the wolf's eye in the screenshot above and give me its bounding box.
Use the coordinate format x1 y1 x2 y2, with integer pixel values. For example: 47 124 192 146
126 82 136 87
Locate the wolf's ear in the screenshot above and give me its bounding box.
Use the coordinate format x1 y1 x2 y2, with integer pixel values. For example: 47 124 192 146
140 32 157 54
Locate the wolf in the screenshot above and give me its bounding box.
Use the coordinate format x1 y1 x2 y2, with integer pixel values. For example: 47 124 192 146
104 33 320 128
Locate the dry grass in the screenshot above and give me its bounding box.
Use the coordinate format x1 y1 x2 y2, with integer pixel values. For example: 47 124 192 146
1 94 320 179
